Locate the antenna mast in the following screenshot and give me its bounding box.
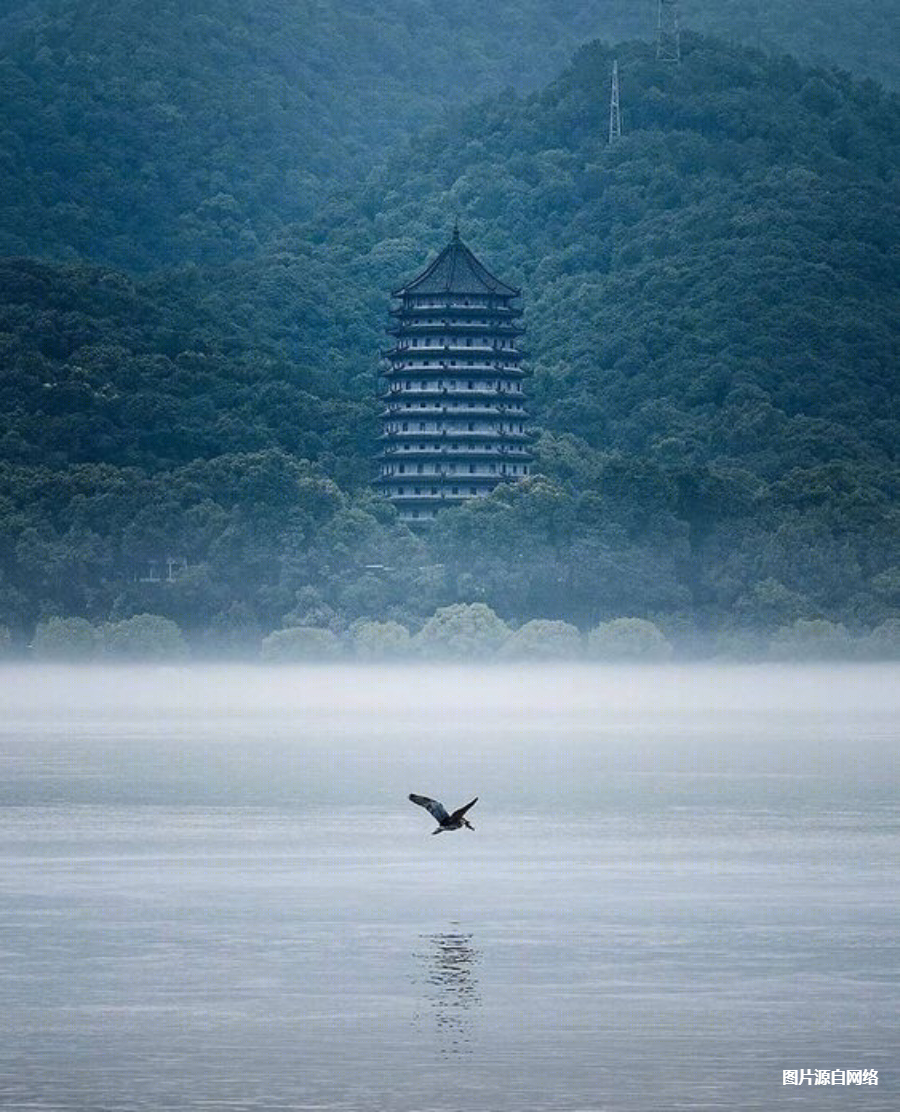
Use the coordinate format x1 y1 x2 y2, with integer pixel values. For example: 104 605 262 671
657 0 681 63
608 59 621 144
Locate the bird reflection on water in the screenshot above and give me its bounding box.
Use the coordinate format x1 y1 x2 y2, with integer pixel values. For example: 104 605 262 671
414 927 481 1055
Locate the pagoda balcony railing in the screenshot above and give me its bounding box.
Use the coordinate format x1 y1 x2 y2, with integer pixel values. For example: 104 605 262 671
389 322 524 337
380 456 530 467
388 494 456 504
380 369 527 382
386 492 489 504
390 304 522 319
381 404 526 419
382 366 526 378
394 297 517 310
379 432 531 446
380 424 530 435
388 332 524 345
378 435 533 446
386 342 524 356
382 389 526 400
378 426 529 437
380 386 525 400
389 322 524 335
381 415 527 427
377 444 531 459
387 487 498 500
382 394 526 404
382 383 522 392
382 356 524 370
382 419 527 430
381 470 524 481
381 386 525 396
380 397 525 409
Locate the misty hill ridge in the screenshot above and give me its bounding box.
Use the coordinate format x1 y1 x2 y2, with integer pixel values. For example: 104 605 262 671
0 0 899 269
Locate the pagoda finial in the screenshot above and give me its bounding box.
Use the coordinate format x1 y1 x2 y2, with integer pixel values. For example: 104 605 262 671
452 219 460 242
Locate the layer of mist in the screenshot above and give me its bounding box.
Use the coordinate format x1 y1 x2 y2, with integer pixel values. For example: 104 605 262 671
2 663 897 811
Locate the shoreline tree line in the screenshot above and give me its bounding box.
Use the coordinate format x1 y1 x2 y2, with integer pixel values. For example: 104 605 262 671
9 606 900 663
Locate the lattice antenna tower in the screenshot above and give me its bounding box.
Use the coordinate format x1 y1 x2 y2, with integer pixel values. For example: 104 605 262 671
657 0 681 63
608 59 621 144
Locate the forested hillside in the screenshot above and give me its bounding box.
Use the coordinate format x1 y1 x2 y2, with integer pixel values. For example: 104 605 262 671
0 0 898 268
1 33 898 656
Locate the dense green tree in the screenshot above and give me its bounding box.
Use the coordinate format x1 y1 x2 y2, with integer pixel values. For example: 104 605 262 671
260 625 343 661
768 618 855 660
586 618 674 661
202 602 263 658
859 619 900 660
351 619 413 660
101 614 188 660
499 619 582 660
415 603 510 659
31 616 98 659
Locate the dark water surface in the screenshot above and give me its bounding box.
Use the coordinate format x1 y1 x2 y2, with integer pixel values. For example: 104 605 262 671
1 664 897 1110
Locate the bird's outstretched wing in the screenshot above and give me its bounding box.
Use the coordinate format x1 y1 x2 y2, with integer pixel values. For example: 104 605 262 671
409 793 450 823
450 797 478 821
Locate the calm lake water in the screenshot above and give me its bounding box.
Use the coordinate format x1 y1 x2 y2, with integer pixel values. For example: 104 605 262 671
1 663 897 1111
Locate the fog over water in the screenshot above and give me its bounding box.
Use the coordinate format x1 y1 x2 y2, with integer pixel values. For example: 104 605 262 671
1 664 897 1110
2 663 897 807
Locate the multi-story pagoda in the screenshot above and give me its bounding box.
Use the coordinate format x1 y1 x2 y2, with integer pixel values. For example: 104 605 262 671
376 227 531 525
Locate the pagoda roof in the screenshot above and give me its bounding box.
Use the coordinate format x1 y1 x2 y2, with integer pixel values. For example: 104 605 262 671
393 227 520 299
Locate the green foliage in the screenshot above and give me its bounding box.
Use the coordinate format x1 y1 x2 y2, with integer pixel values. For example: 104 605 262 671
415 603 510 659
858 619 900 660
500 619 582 659
871 566 900 606
708 627 770 661
768 618 854 660
201 602 263 658
3 2 897 270
734 578 811 630
101 614 188 660
31 616 98 660
587 618 674 661
260 625 343 661
352 620 412 660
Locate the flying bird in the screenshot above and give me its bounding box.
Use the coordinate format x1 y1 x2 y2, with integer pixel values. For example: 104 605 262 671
409 793 478 834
